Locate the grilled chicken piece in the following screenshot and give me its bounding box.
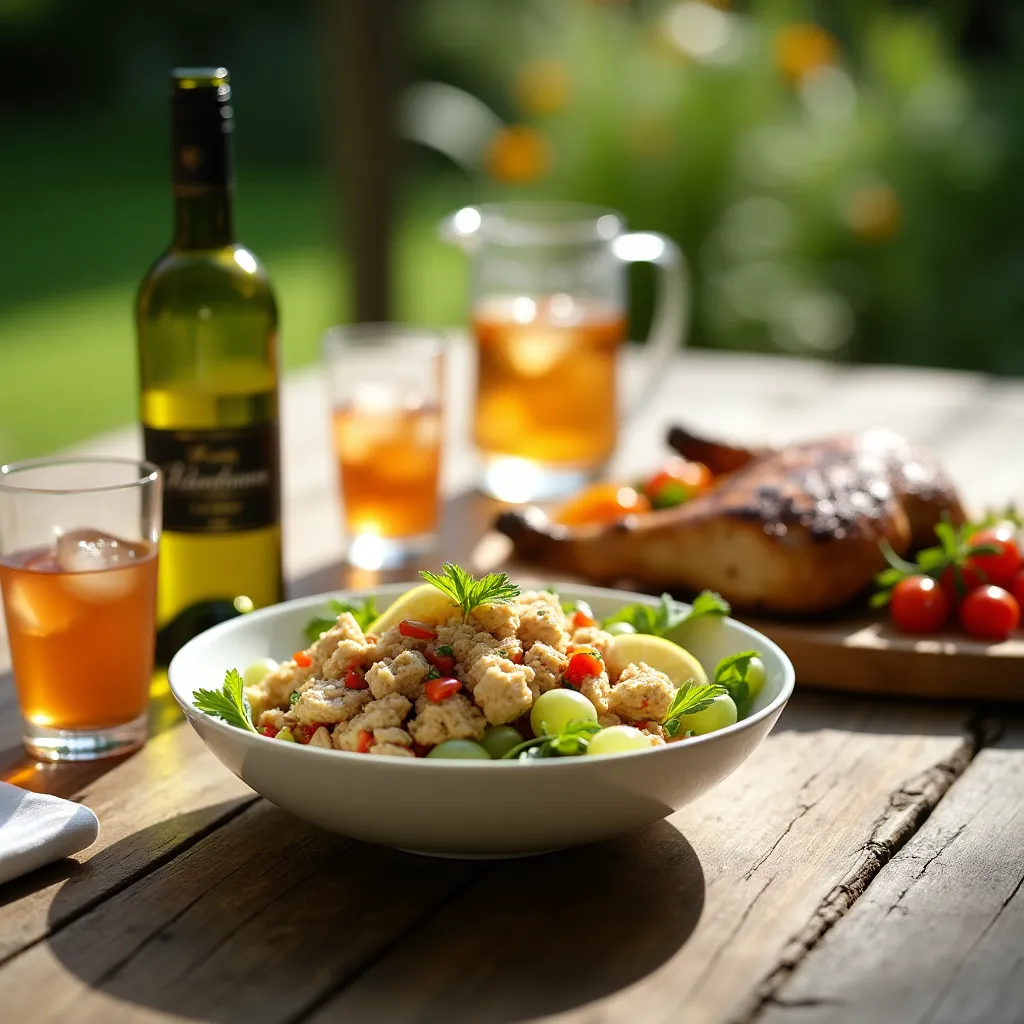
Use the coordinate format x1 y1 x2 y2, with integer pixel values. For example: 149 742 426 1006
495 427 964 615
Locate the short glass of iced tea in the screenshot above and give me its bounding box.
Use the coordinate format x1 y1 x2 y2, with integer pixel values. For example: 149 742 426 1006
0 457 161 761
323 325 444 570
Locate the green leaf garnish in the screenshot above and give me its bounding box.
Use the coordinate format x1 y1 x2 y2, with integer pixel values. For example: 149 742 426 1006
303 595 379 644
501 718 601 760
713 650 759 719
289 690 301 706
420 562 520 619
601 589 729 636
661 678 728 738
194 668 258 734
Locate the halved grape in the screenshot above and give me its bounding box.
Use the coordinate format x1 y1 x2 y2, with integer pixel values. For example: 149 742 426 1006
481 725 523 760
530 688 598 736
686 693 738 735
604 621 637 636
587 725 651 756
242 658 279 689
745 657 766 707
426 739 491 760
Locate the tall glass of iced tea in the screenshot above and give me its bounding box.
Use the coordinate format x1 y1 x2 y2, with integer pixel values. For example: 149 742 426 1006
441 202 690 501
323 325 444 570
0 457 161 761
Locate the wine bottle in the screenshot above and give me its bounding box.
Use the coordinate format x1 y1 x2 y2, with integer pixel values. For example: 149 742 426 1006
136 67 283 663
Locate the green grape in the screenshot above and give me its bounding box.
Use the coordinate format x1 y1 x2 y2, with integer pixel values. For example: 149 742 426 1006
587 725 651 756
427 740 492 760
745 657 766 707
481 725 523 760
604 621 637 636
685 694 738 735
242 658 279 689
530 689 598 737
275 727 295 742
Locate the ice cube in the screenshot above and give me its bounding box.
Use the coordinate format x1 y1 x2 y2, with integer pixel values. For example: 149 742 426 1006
3 578 75 637
55 530 143 573
55 530 144 603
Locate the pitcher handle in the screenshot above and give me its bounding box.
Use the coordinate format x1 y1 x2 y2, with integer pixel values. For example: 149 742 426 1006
611 232 690 423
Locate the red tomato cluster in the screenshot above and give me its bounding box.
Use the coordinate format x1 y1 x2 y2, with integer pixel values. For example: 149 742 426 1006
889 524 1022 642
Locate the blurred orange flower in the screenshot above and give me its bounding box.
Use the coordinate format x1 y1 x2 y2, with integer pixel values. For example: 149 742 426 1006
774 24 837 85
846 184 902 242
485 126 551 183
514 59 570 116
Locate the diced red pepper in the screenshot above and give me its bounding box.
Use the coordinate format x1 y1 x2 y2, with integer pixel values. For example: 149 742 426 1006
425 644 455 676
564 646 604 688
293 650 312 668
511 650 524 665
634 720 649 731
344 668 368 690
258 724 279 739
356 729 373 754
293 724 312 744
399 619 437 640
570 609 597 630
424 677 462 703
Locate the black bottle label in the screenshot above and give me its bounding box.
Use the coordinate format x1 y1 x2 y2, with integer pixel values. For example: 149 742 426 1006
144 423 280 533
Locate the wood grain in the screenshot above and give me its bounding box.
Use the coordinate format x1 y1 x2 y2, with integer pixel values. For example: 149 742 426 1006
305 695 973 1024
754 724 1023 1024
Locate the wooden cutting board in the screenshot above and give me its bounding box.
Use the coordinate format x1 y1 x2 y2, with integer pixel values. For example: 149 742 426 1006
472 532 1024 703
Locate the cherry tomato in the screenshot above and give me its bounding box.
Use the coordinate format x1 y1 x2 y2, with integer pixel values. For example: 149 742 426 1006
293 650 312 668
399 619 437 640
563 646 604 688
939 563 986 605
258 724 279 739
1012 570 1024 610
959 585 1020 641
356 729 373 753
344 668 368 690
644 458 713 508
554 483 651 527
966 524 1022 589
570 609 597 630
889 575 950 634
425 677 462 703
425 644 455 676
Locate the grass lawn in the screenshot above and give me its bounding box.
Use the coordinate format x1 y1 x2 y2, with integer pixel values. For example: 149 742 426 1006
0 117 468 461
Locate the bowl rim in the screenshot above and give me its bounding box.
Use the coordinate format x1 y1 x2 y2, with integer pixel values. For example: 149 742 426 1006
168 581 796 768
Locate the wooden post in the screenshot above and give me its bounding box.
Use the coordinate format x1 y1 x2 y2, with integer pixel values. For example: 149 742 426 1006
324 0 405 323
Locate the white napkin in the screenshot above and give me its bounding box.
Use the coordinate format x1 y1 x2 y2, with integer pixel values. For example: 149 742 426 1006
0 780 99 886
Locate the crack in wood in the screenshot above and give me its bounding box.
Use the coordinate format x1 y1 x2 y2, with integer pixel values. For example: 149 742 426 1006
731 715 990 1024
885 822 967 918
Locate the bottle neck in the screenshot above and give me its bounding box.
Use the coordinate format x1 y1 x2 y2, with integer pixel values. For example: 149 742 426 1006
173 188 235 250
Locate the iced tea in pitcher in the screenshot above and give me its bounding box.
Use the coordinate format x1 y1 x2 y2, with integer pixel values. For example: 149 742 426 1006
472 295 626 468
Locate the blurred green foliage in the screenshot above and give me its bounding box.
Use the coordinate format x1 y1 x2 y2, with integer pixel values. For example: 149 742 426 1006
415 0 1024 372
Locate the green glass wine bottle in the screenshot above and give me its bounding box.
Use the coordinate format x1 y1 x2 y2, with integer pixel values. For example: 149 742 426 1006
136 67 283 663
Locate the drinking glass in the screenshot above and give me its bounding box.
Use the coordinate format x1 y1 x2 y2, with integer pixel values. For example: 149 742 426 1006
0 457 161 761
440 201 690 501
323 325 445 570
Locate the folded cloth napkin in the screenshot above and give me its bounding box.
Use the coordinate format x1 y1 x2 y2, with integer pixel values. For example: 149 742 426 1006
0 780 99 886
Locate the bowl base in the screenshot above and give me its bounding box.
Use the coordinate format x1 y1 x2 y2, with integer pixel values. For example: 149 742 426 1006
396 846 565 860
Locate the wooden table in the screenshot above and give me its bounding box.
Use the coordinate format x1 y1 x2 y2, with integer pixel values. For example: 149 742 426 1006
0 347 1021 1024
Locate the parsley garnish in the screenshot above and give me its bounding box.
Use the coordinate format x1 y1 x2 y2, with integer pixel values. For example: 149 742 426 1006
420 562 520 619
289 690 301 706
303 595 379 644
194 668 258 733
713 650 759 719
501 718 602 759
661 678 728 738
601 589 730 636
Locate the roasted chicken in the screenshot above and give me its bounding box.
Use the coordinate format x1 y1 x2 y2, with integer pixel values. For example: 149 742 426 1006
495 426 964 615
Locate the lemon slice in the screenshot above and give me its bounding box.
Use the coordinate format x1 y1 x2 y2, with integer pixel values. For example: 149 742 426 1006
365 583 460 635
610 633 709 687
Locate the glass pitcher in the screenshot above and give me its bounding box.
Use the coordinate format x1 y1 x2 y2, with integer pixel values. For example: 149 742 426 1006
440 201 689 502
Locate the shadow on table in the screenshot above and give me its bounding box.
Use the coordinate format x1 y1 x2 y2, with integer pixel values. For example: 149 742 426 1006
42 808 703 1023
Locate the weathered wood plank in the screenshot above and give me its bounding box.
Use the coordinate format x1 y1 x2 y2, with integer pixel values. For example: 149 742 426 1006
0 723 255 964
751 724 1023 1024
0 800 481 1023
304 695 973 1024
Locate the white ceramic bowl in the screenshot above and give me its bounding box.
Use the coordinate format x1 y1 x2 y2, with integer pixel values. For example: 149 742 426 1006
169 583 795 857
